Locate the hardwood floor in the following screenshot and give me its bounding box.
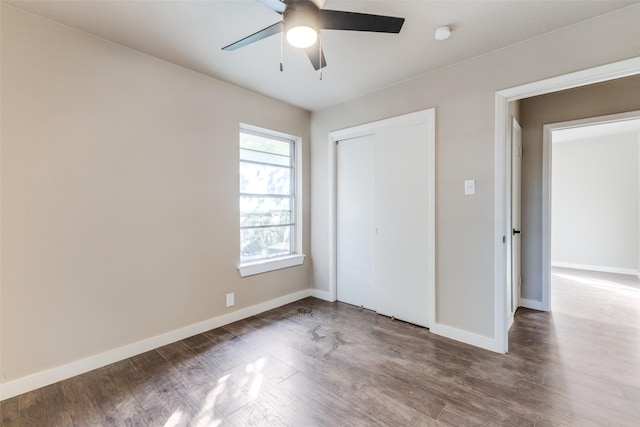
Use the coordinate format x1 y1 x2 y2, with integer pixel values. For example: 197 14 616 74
2 268 639 426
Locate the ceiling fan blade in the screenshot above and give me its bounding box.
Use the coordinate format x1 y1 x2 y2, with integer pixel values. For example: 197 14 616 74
318 9 405 33
256 0 286 14
305 46 327 71
222 22 283 51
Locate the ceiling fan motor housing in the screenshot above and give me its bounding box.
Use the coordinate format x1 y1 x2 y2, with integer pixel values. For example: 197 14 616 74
283 1 320 35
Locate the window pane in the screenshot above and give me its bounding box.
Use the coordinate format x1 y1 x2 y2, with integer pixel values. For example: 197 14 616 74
239 126 297 264
240 225 293 261
240 148 290 166
240 132 291 156
241 196 292 226
240 162 291 195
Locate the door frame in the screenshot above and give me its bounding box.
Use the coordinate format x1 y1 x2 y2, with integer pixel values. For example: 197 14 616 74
494 56 640 353
327 108 436 327
540 109 640 312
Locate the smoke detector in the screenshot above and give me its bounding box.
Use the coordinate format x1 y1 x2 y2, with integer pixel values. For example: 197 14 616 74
435 26 451 41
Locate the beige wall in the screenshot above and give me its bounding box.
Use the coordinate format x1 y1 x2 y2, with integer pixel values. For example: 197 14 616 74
310 5 640 339
0 6 311 383
520 75 640 301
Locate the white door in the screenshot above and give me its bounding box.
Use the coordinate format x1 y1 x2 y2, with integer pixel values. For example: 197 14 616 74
374 124 430 327
336 134 375 310
510 118 523 324
335 109 434 328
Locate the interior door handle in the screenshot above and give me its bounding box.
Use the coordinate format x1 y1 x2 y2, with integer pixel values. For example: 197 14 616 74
513 229 521 235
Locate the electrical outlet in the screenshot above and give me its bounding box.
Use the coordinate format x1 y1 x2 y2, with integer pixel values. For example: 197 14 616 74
226 292 234 308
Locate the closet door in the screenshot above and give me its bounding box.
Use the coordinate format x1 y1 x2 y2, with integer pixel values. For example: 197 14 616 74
334 109 434 327
336 134 375 310
374 124 430 327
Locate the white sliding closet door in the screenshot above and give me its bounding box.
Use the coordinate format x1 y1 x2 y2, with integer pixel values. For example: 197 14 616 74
374 124 430 327
335 109 435 328
336 134 375 310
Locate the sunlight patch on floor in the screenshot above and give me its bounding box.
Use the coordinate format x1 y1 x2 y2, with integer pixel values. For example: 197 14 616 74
245 357 267 399
554 272 640 296
191 374 229 427
163 407 185 427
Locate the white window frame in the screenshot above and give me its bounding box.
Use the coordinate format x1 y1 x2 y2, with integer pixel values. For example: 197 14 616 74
238 124 305 277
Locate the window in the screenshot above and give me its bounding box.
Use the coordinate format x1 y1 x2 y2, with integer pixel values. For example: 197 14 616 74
238 125 304 277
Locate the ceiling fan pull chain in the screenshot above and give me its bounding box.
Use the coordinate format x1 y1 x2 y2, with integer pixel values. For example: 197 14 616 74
319 33 323 81
280 23 284 72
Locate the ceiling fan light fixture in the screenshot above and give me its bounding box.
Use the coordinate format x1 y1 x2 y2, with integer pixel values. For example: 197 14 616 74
283 3 319 48
286 25 318 48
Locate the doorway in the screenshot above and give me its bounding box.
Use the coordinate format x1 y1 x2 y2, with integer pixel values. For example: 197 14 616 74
494 56 640 353
541 112 640 310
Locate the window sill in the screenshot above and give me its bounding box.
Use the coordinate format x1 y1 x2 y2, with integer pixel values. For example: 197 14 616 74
238 254 306 278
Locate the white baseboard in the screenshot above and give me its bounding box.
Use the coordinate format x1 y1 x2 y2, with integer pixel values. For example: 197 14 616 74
310 288 334 302
520 298 546 311
429 323 502 354
552 262 639 277
308 292 501 353
0 289 312 401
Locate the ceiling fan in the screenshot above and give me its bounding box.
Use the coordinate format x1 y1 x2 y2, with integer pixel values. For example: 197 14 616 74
222 0 405 71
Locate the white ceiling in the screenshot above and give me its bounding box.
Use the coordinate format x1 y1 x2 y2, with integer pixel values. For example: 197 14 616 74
5 0 639 111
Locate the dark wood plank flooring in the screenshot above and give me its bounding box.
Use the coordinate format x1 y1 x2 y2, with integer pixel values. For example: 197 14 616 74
2 268 639 426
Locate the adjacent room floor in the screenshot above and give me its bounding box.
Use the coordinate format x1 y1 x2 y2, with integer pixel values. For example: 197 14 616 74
2 268 639 426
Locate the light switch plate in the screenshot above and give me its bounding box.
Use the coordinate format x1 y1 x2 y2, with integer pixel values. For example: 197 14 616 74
464 179 476 196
